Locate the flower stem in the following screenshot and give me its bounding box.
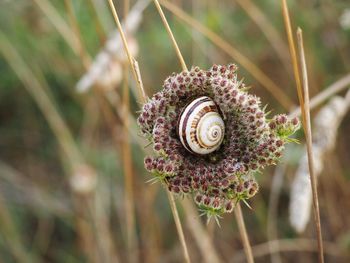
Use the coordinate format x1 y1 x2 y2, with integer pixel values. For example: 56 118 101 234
234 203 255 263
167 192 191 263
106 0 147 103
296 28 324 263
153 0 188 71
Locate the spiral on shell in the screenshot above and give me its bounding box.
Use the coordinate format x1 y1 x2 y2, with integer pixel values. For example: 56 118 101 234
178 96 225 155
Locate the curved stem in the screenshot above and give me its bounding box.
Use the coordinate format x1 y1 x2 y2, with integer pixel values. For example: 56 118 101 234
296 28 324 263
167 192 191 263
234 204 255 263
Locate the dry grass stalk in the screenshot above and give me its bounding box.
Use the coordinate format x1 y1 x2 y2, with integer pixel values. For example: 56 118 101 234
87 0 107 43
0 33 82 168
296 28 324 263
267 165 286 263
234 204 254 263
290 92 350 233
159 0 294 110
61 4 122 261
232 238 347 262
77 0 148 94
76 0 150 96
32 0 80 55
0 32 104 263
289 73 350 118
235 0 291 76
107 0 147 102
121 1 138 262
0 161 71 216
281 0 304 118
106 2 191 262
153 0 188 71
167 192 191 263
0 195 35 263
182 199 223 263
64 0 91 69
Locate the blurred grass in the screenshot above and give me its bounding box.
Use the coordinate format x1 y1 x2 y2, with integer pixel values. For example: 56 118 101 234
0 0 350 262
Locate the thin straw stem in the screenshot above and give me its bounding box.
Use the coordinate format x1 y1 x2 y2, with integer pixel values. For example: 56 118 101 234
289 73 350 118
153 0 188 71
296 28 324 263
234 204 255 263
33 0 80 55
64 0 91 69
106 2 190 263
0 32 101 263
0 195 35 263
0 33 82 167
107 0 147 102
159 0 294 110
87 0 106 43
232 238 344 262
235 0 291 77
182 199 222 263
167 192 191 263
281 0 304 120
121 1 138 262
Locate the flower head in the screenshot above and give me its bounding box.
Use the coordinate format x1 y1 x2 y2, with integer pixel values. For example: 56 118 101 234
138 64 299 216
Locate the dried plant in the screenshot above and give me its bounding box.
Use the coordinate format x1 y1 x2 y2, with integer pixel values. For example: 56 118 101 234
138 64 299 219
290 91 350 233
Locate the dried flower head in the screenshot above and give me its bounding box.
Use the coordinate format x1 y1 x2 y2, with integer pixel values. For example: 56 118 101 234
138 64 299 216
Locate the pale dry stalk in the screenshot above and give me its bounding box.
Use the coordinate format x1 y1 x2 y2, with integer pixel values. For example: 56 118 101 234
182 199 223 263
121 0 139 262
290 92 350 233
0 195 35 263
64 0 91 69
281 0 304 120
231 238 346 262
0 32 102 263
77 0 149 94
0 161 71 216
87 0 106 43
266 165 286 263
234 204 254 263
32 0 80 55
0 34 82 168
153 0 188 71
296 28 324 263
235 0 291 76
167 192 191 263
107 0 147 102
289 74 350 118
63 3 122 261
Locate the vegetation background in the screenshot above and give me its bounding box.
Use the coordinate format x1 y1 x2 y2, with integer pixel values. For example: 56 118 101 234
0 0 350 262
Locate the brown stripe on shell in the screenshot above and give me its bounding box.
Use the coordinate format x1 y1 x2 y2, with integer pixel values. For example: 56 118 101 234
179 97 219 153
191 105 217 148
179 97 211 153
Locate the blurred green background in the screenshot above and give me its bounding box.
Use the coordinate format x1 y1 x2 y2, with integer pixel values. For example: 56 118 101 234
0 0 350 262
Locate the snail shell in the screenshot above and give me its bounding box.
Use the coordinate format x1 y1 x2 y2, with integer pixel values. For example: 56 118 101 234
178 96 225 155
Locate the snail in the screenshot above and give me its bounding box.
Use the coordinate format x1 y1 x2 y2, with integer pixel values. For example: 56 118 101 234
177 96 225 155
